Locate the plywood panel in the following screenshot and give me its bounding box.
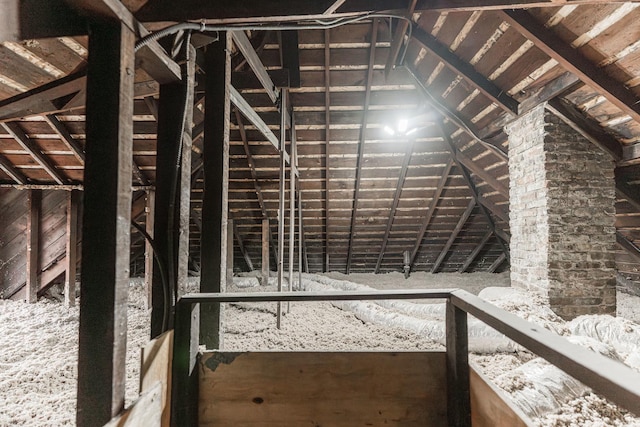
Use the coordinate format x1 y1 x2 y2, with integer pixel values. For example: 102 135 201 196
470 365 533 427
140 330 173 427
199 351 447 427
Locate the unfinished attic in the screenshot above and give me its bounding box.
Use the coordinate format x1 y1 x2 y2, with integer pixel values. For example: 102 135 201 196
3 0 640 426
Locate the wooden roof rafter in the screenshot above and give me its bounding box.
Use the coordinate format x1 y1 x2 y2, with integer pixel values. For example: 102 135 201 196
499 8 640 123
374 138 415 274
345 18 379 274
1 121 67 185
431 198 476 273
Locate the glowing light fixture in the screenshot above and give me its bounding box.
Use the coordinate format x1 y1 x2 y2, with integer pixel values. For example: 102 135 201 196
398 119 408 133
383 125 396 136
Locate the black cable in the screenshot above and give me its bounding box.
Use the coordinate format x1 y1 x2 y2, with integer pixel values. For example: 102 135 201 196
166 30 193 322
131 220 170 333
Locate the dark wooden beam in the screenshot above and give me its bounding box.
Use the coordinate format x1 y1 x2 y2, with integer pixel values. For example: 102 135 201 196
385 0 417 78
43 114 86 164
235 110 279 261
617 232 640 263
455 149 508 197
231 30 280 105
134 0 627 22
432 199 476 273
65 189 80 307
500 9 640 123
0 71 158 122
2 122 67 185
409 159 453 270
375 139 413 273
66 0 181 84
324 28 331 273
616 167 640 211
151 44 196 338
233 220 254 271
410 25 519 115
76 19 134 427
276 89 287 328
280 31 301 88
487 252 507 273
446 299 471 427
545 98 623 161
0 152 28 184
227 218 234 284
404 64 508 160
459 230 492 273
439 123 511 260
200 33 231 349
26 189 41 303
262 218 270 286
518 72 581 115
346 18 378 274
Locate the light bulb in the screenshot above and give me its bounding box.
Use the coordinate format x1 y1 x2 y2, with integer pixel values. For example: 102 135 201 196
398 119 408 133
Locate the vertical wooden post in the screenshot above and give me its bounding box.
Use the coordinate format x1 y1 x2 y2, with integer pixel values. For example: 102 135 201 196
298 182 303 286
151 44 196 338
276 90 287 329
288 130 295 302
446 299 472 427
65 189 79 307
76 20 134 427
262 218 270 286
227 218 234 285
26 189 41 303
144 189 155 309
200 33 231 349
171 300 199 427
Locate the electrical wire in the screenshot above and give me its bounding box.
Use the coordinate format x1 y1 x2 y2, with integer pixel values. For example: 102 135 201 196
131 220 170 333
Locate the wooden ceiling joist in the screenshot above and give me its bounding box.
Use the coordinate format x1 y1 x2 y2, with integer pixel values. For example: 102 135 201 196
345 18 378 274
1 121 67 185
410 25 519 115
500 9 640 124
431 198 476 273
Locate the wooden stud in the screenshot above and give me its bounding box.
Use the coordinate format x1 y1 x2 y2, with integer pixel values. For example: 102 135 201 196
200 33 231 349
26 189 41 303
432 199 476 273
446 299 472 427
64 189 79 307
276 89 288 329
262 218 270 286
346 19 378 274
227 218 234 285
76 19 134 427
288 112 296 297
324 28 331 273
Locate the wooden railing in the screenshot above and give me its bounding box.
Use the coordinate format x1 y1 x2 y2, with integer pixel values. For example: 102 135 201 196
171 289 640 427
